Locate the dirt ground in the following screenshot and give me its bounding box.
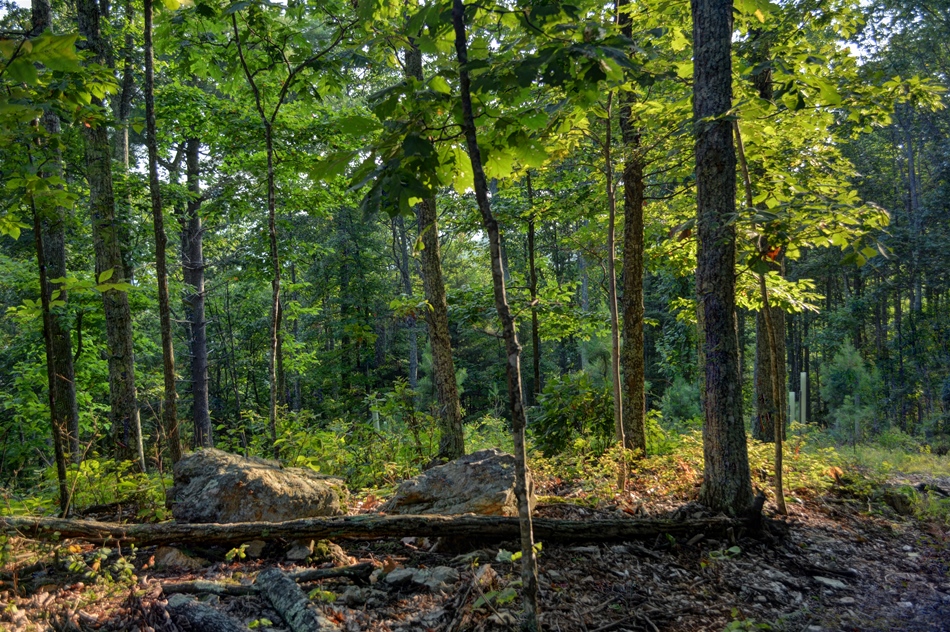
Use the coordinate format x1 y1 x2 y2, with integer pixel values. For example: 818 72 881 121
1 476 948 632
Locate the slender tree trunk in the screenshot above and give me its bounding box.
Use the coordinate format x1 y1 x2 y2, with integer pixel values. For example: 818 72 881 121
144 0 182 465
526 173 541 404
182 138 211 448
31 0 81 463
30 200 69 517
691 0 752 515
231 13 281 457
394 215 418 388
406 41 465 462
76 0 145 472
453 1 539 627
617 0 647 457
603 94 627 461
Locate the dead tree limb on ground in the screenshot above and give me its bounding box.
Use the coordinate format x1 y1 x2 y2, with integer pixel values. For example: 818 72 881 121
1 513 753 546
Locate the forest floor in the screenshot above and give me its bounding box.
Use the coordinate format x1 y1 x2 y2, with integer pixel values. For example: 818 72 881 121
1 468 949 632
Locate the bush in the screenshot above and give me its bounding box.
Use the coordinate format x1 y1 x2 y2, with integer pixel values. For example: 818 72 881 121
531 372 614 456
820 339 882 439
660 375 702 427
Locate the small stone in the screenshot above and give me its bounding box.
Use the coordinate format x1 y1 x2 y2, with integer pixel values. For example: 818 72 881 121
902 545 913 552
383 568 417 586
244 540 266 558
755 595 767 603
838 597 856 605
417 566 459 593
286 540 314 561
899 601 914 608
546 570 563 581
814 576 848 590
153 547 207 570
342 586 368 607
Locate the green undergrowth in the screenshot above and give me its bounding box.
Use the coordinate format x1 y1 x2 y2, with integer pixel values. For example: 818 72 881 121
2 458 171 520
530 423 844 507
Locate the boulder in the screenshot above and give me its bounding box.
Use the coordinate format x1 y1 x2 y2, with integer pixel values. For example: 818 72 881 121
380 448 534 516
167 448 347 523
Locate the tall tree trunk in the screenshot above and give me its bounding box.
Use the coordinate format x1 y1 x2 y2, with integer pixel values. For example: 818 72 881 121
31 203 70 517
182 138 211 448
526 172 541 404
394 215 418 389
144 0 181 464
617 0 647 457
735 123 787 515
231 13 281 458
405 41 465 462
452 1 539 627
691 0 752 515
31 0 81 464
603 94 627 460
753 307 786 441
76 0 145 472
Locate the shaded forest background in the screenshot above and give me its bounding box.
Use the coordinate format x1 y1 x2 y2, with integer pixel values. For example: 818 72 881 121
1 0 949 512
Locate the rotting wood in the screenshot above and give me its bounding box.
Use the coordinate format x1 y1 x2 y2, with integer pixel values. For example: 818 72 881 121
257 568 341 632
289 561 375 585
165 593 248 632
161 580 257 597
0 514 754 546
159 562 376 598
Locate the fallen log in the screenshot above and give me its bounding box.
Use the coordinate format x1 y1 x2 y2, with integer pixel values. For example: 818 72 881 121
0 513 748 546
257 568 340 631
159 562 377 598
289 561 376 585
161 580 257 597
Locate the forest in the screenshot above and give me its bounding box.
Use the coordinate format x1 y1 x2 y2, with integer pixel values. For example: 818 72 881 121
1 0 950 630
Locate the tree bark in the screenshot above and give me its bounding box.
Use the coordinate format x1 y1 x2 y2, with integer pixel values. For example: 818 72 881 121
603 93 627 465
753 306 786 441
691 0 752 515
257 568 341 631
76 0 145 472
617 0 647 457
144 0 182 465
394 215 418 388
1 514 753 546
406 41 465 462
526 173 542 404
182 138 212 448
31 0 81 464
30 203 69 517
452 1 539 627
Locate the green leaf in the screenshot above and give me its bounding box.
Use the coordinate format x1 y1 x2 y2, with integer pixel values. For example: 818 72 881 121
97 268 115 284
337 115 380 136
162 0 180 9
5 58 38 84
429 75 451 94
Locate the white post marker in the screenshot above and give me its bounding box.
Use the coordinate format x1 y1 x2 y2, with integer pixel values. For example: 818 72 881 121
789 391 796 425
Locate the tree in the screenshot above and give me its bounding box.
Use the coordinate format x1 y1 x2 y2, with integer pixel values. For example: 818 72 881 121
691 0 752 515
617 0 647 457
75 0 145 471
452 0 540 626
144 0 182 463
30 0 81 464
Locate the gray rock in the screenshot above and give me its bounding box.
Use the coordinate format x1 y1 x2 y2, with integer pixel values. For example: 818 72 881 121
814 576 849 590
380 449 534 516
167 448 347 523
382 566 459 593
